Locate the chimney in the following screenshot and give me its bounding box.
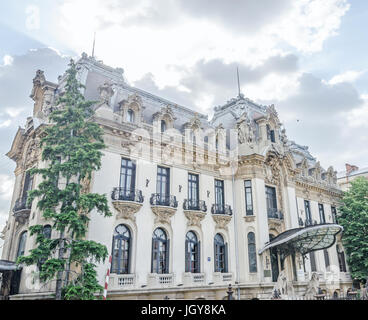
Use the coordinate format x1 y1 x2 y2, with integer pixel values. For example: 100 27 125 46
345 163 359 175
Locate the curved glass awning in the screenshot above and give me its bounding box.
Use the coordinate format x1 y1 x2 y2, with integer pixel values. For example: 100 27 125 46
259 223 343 257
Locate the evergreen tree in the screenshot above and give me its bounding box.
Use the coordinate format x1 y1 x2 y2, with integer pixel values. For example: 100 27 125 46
17 59 112 300
339 177 368 282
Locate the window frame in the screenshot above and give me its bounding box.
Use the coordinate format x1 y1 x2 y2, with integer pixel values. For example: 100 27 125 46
214 233 228 273
244 180 253 216
111 224 131 274
247 232 257 273
185 231 200 273
151 228 169 274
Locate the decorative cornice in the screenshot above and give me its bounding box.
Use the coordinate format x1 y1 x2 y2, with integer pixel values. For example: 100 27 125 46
112 201 143 223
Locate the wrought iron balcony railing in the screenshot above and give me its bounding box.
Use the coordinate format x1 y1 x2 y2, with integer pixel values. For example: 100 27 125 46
211 203 232 215
111 188 144 203
150 193 178 208
183 199 207 212
13 196 31 213
298 217 319 227
267 208 283 220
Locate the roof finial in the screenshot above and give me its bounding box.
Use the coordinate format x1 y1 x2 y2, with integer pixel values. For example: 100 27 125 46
92 32 96 58
236 66 241 97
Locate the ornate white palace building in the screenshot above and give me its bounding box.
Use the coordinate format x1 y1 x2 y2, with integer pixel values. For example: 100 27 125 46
0 53 352 300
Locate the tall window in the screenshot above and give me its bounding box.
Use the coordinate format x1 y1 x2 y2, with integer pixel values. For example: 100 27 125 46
336 245 347 272
38 225 52 270
318 203 325 224
16 231 27 259
247 232 257 273
214 234 228 273
111 224 131 274
188 173 199 209
161 120 167 133
304 200 312 225
309 251 317 272
185 231 200 273
22 171 33 201
214 179 225 212
152 228 169 274
157 166 170 203
244 180 253 216
266 125 275 143
127 109 135 123
43 225 52 239
323 249 330 269
331 206 338 224
119 158 136 195
265 186 277 216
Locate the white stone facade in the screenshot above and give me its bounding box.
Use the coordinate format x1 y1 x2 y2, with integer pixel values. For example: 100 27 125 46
1 53 352 300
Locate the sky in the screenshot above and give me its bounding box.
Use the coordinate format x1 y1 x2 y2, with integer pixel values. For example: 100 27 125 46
0 0 367 254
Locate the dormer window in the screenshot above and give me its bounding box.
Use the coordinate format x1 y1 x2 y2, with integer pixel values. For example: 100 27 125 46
266 124 275 143
127 109 135 123
161 120 167 133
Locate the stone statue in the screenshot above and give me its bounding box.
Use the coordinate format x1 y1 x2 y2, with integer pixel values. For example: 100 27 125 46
304 272 319 297
270 270 295 298
98 81 115 106
237 113 255 148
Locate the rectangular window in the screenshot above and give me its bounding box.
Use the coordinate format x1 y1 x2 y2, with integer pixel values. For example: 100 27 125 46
265 186 277 217
331 206 338 224
270 130 275 143
309 251 317 272
22 171 33 201
157 166 170 202
318 203 326 224
119 158 136 199
304 200 312 225
324 249 330 269
244 180 253 216
188 173 199 209
215 179 225 212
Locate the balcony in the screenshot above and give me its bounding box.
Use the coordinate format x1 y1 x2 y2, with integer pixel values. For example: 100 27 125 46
298 217 320 227
211 204 232 230
211 204 232 215
267 208 283 220
183 199 207 227
111 188 144 222
13 197 31 224
212 272 233 285
108 274 136 290
150 194 178 224
182 272 206 286
147 273 175 288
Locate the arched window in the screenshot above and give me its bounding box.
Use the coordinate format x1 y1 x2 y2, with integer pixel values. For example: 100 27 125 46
214 233 228 273
247 232 257 273
16 231 27 259
185 231 200 273
127 109 135 123
111 224 131 274
161 120 167 133
152 228 169 274
43 225 52 239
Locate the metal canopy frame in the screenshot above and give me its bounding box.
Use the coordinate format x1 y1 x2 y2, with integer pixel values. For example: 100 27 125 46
259 223 343 258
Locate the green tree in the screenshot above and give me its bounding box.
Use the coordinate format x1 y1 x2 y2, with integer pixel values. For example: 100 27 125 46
339 177 368 282
17 59 112 300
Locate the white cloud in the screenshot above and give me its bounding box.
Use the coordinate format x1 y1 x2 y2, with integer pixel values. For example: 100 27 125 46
0 120 11 128
328 70 365 85
25 5 40 31
3 55 13 66
0 174 14 201
343 94 368 128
